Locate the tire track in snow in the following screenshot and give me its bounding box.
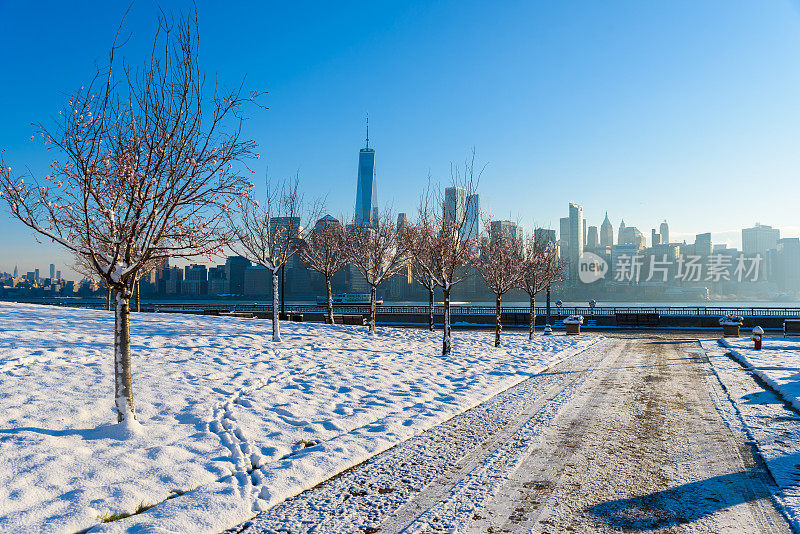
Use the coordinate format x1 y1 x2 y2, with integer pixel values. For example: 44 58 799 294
230 341 607 533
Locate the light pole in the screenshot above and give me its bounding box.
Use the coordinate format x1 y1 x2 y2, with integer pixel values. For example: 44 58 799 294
544 285 552 335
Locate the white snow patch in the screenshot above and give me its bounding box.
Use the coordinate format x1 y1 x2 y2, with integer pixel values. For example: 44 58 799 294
0 301 603 533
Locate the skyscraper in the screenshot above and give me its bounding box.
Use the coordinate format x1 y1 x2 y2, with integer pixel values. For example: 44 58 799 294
490 220 523 242
742 223 780 255
618 219 626 246
314 214 342 232
49 263 55 280
568 202 583 278
651 229 662 246
659 220 669 245
583 219 587 250
443 187 466 224
225 256 251 295
587 226 599 248
464 194 487 241
559 217 570 252
397 212 408 232
695 233 712 256
354 116 377 227
270 217 301 239
534 228 556 245
600 212 613 247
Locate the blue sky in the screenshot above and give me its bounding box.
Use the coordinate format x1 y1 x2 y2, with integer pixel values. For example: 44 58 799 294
2 1 800 277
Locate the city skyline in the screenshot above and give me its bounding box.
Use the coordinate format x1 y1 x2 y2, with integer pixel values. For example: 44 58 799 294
3 1 800 276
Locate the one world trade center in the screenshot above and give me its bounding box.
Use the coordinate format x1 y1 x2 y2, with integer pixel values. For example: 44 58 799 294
354 115 377 227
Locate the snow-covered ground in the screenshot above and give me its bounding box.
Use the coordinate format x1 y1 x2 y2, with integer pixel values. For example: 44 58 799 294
708 336 800 529
0 302 603 533
720 335 800 411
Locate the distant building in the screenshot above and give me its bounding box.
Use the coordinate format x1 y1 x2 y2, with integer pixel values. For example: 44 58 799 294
618 219 626 246
534 228 556 245
742 223 780 256
695 233 712 256
586 226 599 248
244 265 271 296
182 264 208 295
659 220 669 244
270 217 301 239
777 238 800 292
314 214 342 232
397 212 408 232
464 193 487 242
559 217 570 256
620 226 645 249
208 265 227 294
490 220 523 242
444 186 466 225
225 256 251 295
568 202 583 278
600 212 614 247
162 266 183 295
354 117 377 227
583 219 587 251
49 264 55 280
651 229 662 246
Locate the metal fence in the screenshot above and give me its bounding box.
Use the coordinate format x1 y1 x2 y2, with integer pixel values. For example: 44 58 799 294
26 300 800 318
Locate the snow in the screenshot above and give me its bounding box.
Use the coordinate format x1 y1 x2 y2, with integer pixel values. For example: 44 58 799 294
720 335 800 412
710 336 800 529
0 301 603 533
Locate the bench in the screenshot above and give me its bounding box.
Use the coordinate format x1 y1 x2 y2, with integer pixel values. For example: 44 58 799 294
278 312 304 322
219 311 255 319
326 314 367 326
615 313 660 327
784 319 800 337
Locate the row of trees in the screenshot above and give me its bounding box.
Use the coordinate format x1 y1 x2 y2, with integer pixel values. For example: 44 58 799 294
0 13 563 425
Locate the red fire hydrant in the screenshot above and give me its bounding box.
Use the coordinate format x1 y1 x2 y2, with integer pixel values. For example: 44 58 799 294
751 326 764 350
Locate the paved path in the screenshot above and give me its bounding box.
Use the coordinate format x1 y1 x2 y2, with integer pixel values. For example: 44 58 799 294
234 335 792 533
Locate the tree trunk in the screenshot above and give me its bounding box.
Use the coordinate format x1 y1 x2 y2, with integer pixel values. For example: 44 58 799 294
442 286 451 355
114 290 135 422
272 270 281 342
495 293 502 347
529 294 536 340
105 285 111 311
428 287 435 332
134 279 140 312
369 285 377 334
326 276 334 324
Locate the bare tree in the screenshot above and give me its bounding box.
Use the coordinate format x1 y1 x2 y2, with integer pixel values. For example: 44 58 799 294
0 14 258 423
415 154 482 355
408 220 439 331
298 216 348 324
518 238 564 340
228 174 315 341
476 224 525 347
72 254 112 309
347 211 412 334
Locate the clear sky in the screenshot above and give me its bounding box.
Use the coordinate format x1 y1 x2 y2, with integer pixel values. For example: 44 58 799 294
2 1 800 278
